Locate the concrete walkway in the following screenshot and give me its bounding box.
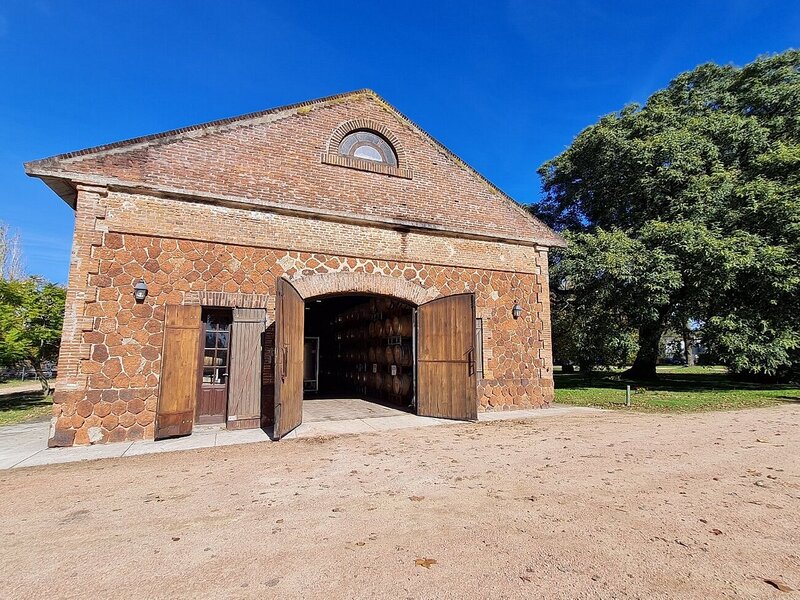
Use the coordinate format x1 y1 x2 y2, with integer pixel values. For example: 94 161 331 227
0 405 600 470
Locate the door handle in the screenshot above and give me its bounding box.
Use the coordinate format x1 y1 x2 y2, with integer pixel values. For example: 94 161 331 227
282 345 289 380
467 348 475 376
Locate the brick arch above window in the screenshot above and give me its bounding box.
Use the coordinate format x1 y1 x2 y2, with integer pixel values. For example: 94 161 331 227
321 119 413 179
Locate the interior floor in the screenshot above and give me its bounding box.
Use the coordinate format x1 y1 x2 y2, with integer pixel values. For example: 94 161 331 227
303 295 415 413
303 398 410 423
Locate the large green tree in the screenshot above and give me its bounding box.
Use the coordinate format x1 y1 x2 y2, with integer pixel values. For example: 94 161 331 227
0 277 65 393
535 50 800 379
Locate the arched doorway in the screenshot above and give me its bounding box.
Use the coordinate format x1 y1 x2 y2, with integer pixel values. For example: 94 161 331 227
272 277 478 439
302 294 416 423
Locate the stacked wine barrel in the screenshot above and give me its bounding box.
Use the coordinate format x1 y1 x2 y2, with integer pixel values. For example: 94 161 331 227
333 297 414 405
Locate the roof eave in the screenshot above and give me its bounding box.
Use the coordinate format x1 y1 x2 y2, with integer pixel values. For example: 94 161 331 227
25 164 77 208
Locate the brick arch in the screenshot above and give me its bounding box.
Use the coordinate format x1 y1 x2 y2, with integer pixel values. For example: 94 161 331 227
326 118 408 168
287 272 438 306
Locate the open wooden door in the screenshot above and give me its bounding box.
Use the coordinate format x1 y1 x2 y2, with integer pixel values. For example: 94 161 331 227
416 293 478 421
274 278 305 439
155 304 203 439
227 308 267 430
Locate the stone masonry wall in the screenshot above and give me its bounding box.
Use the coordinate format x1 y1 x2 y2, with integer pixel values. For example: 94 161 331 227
50 194 553 446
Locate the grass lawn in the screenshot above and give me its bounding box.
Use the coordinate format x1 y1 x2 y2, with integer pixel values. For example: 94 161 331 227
0 392 52 426
555 365 800 412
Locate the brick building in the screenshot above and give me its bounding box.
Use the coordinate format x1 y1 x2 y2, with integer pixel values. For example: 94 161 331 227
25 90 565 447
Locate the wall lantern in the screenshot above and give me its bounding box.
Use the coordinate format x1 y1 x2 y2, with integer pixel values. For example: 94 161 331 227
511 301 523 320
133 279 148 303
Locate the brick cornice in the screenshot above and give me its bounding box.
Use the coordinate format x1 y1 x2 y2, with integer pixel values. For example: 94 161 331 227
25 167 565 248
75 183 108 196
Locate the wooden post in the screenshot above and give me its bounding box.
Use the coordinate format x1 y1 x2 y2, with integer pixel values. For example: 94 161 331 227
625 385 631 407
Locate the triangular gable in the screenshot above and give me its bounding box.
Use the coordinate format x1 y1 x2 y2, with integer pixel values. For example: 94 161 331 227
25 90 565 248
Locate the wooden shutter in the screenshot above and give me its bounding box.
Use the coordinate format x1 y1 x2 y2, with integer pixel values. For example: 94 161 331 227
227 308 267 429
274 278 305 439
416 293 478 420
155 304 202 439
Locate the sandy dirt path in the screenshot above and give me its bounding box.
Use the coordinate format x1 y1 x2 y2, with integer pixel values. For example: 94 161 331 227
1 405 798 599
0 382 43 396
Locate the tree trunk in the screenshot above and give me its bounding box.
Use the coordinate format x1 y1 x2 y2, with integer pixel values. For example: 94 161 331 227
624 320 664 380
31 360 51 395
682 325 695 367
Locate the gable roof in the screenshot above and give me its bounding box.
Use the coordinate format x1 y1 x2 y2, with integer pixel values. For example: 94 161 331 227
25 89 565 248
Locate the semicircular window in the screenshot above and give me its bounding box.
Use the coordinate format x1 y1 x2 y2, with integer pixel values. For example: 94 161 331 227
338 130 398 167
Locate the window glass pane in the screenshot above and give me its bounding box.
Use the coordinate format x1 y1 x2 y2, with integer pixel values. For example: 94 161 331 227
205 332 216 349
211 368 226 384
216 331 229 349
339 135 357 155
203 368 214 383
353 144 383 162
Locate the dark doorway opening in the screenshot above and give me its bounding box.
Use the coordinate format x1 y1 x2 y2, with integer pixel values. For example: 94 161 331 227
303 295 415 415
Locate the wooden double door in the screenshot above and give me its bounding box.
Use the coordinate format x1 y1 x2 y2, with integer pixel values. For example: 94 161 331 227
154 281 478 441
272 279 478 440
155 305 266 439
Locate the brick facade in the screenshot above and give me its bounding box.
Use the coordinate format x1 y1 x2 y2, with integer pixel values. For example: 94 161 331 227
27 90 564 447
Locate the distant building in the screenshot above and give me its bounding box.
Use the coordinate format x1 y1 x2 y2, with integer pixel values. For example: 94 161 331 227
660 330 706 365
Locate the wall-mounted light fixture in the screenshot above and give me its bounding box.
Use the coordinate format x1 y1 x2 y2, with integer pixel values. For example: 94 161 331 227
133 279 148 303
512 301 523 320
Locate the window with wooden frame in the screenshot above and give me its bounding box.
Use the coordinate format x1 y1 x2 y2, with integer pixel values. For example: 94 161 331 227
202 311 231 384
338 130 398 166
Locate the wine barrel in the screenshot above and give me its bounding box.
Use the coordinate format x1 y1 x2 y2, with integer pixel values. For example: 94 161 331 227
368 321 377 337
368 347 376 363
401 344 413 366
384 346 394 364
384 318 394 336
391 316 401 337
392 344 403 365
391 375 401 395
383 375 393 393
398 315 413 337
399 374 412 396
373 372 384 390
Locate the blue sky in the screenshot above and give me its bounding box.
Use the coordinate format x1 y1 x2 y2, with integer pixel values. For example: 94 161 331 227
1 0 798 283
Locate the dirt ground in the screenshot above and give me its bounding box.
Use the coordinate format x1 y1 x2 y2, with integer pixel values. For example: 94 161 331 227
1 406 799 600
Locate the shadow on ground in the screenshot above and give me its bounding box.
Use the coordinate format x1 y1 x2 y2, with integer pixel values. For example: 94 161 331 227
0 392 51 425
